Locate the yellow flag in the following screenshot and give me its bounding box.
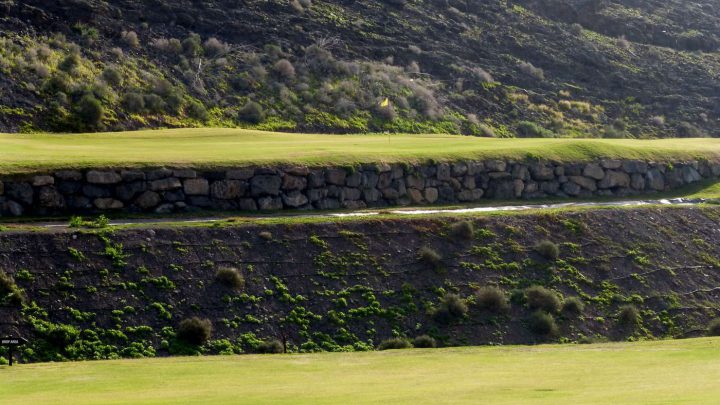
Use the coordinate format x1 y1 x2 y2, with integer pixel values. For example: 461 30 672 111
380 98 390 107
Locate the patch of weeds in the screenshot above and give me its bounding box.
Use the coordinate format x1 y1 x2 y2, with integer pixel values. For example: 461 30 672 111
67 247 86 262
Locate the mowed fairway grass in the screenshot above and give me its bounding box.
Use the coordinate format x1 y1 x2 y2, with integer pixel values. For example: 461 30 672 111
2 338 720 404
0 128 719 173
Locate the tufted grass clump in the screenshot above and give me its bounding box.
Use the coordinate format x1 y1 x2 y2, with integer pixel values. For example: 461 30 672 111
433 293 468 323
0 270 26 306
215 267 245 291
525 285 561 313
707 318 720 336
534 240 560 260
450 221 474 240
528 311 559 338
256 339 284 354
177 317 212 346
475 286 510 314
618 305 640 328
412 335 437 348
378 337 412 350
419 247 442 269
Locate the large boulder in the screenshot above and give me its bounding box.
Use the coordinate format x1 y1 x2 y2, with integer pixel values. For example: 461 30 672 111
582 164 605 180
251 175 281 196
87 170 122 184
183 179 209 196
598 171 630 189
212 180 246 199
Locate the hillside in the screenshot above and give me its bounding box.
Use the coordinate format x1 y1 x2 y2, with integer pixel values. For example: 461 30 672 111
1 0 719 137
2 206 720 363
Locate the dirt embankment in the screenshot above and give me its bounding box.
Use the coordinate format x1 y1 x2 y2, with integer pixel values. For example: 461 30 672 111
1 206 720 362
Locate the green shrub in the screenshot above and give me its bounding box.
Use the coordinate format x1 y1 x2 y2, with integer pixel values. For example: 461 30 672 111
419 247 442 268
707 318 720 336
525 286 561 313
101 66 123 87
256 339 284 354
122 93 145 113
450 221 474 240
535 240 560 260
121 30 140 49
75 95 104 127
475 286 509 314
215 267 245 291
433 293 468 323
186 100 208 121
378 337 412 350
528 311 558 337
516 121 553 138
412 335 437 348
274 59 296 79
177 317 212 346
617 305 640 327
143 94 166 113
561 297 584 315
0 271 25 306
58 53 81 73
518 61 544 80
238 101 265 124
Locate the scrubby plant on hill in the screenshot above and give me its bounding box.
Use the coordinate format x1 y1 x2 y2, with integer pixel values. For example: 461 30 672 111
1 0 719 137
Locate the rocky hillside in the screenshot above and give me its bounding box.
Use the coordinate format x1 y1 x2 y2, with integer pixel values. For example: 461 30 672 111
1 206 720 362
1 0 719 136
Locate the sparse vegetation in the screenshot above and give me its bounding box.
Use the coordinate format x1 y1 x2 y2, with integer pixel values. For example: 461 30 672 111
708 318 720 336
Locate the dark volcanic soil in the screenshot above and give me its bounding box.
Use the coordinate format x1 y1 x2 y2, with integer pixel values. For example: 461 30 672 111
2 206 720 362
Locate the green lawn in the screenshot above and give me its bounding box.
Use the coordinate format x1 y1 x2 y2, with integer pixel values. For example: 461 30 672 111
2 338 720 404
0 128 719 173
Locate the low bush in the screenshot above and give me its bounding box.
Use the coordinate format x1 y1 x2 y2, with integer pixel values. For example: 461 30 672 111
419 247 442 269
707 318 720 336
516 121 553 138
433 293 468 323
0 271 25 306
256 339 284 354
177 317 212 346
518 61 544 80
525 286 561 313
534 240 560 260
561 297 584 315
378 337 412 350
450 221 474 240
122 93 145 114
274 59 296 79
215 267 245 291
75 95 104 128
617 305 640 327
528 311 558 337
238 101 265 124
412 335 437 348
475 286 510 314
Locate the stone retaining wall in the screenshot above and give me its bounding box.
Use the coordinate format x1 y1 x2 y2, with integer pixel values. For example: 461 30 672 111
0 158 718 216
